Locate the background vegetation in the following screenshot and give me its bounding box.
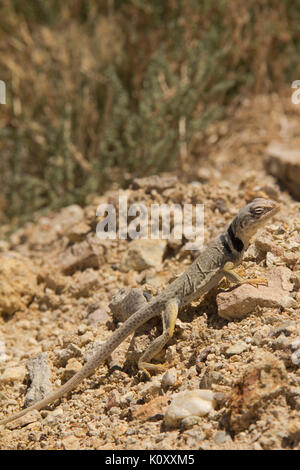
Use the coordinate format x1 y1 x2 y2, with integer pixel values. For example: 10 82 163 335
0 0 299 225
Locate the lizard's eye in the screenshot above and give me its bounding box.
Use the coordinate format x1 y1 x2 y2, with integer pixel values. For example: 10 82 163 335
253 207 265 216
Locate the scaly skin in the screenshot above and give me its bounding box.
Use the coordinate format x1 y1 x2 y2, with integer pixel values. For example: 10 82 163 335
0 198 279 426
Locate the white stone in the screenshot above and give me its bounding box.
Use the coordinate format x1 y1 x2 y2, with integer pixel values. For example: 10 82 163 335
164 390 216 428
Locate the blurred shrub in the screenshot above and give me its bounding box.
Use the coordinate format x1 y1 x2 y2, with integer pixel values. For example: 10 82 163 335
0 0 299 224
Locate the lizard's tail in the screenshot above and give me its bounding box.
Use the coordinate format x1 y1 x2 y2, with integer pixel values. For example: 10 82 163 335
0 301 159 426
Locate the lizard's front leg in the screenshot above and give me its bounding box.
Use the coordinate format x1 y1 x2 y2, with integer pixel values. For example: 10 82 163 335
138 298 178 378
223 261 267 286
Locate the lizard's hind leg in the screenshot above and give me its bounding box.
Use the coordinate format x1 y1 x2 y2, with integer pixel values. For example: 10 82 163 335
138 299 178 378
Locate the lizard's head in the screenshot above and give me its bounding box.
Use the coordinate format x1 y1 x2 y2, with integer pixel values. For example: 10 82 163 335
229 198 280 250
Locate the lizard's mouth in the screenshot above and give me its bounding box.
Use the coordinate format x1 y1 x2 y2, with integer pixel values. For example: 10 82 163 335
266 201 280 218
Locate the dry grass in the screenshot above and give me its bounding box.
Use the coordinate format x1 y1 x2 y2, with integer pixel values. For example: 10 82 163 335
0 0 299 226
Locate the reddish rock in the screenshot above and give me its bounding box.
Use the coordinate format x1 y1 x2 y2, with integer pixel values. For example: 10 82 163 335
228 354 287 432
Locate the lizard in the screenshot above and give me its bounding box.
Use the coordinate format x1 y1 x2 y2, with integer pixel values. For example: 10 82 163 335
0 197 280 426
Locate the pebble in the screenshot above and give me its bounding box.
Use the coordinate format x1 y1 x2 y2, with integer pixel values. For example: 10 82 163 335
225 341 248 356
291 339 300 351
61 435 80 450
270 322 295 337
270 334 289 351
120 392 135 408
0 365 26 383
109 288 147 322
164 390 216 428
161 369 177 388
291 349 300 366
213 430 232 445
24 353 52 407
119 239 167 272
61 359 82 381
87 308 110 326
139 380 161 399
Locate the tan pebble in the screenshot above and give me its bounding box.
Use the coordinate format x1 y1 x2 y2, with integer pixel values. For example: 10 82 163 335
61 435 80 450
0 366 26 383
161 369 177 388
140 380 161 398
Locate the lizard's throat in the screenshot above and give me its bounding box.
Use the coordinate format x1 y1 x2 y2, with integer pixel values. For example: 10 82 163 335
227 223 244 253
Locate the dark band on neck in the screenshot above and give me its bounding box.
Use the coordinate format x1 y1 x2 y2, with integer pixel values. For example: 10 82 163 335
220 234 232 254
228 223 244 252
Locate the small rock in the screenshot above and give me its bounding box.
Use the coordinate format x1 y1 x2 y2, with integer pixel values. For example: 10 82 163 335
68 269 101 298
291 339 300 351
270 321 296 337
291 349 300 366
140 380 161 399
24 353 52 407
0 366 26 383
195 347 213 372
279 296 298 309
164 390 216 428
55 344 82 366
291 271 300 290
61 435 80 450
212 198 227 214
87 308 110 326
120 239 167 272
109 288 147 322
213 430 232 445
283 419 300 447
197 168 211 182
78 331 94 346
106 391 120 411
119 392 135 408
225 341 248 356
266 251 280 267
255 234 277 256
270 334 289 351
61 359 82 382
161 369 177 388
145 271 173 289
66 221 91 243
58 238 103 275
286 387 300 411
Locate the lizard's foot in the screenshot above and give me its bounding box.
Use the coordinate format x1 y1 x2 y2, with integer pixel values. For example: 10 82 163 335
223 262 268 288
243 277 268 287
138 360 176 379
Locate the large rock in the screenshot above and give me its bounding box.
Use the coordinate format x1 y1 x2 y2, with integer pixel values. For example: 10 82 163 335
266 142 300 200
